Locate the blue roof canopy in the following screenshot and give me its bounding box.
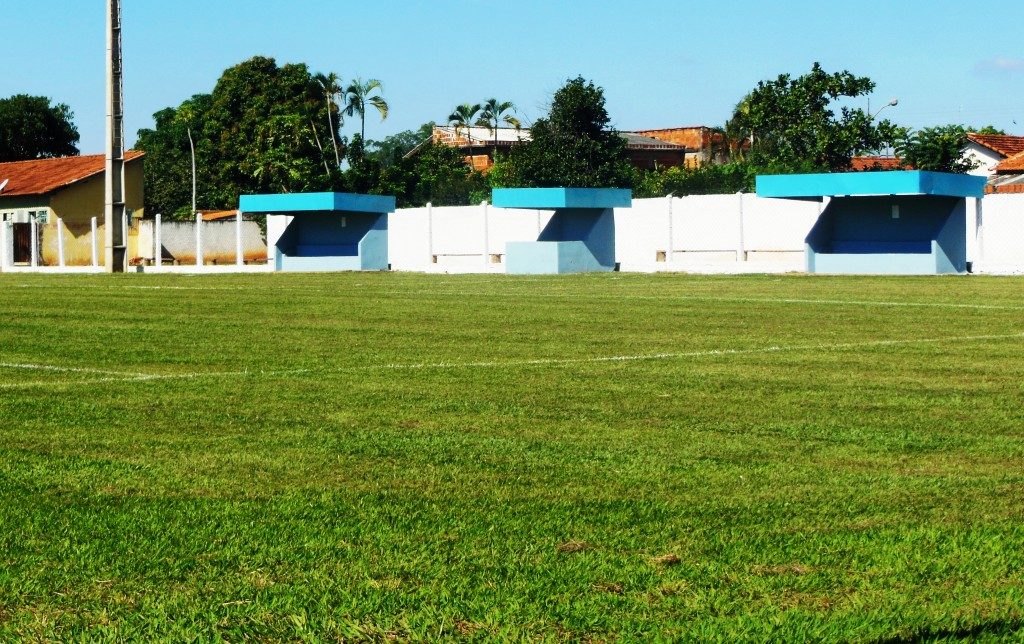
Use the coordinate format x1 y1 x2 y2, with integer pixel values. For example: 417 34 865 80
756 171 986 200
492 188 632 209
240 192 396 215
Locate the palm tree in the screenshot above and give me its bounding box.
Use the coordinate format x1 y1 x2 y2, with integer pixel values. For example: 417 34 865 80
315 72 344 168
448 103 483 148
478 99 521 149
343 78 389 141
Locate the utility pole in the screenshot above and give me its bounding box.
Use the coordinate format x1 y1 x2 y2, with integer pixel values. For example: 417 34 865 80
105 0 126 272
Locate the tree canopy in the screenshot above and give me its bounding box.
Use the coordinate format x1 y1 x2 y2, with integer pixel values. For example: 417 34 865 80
490 76 635 188
0 94 80 162
136 57 343 218
733 63 903 173
895 125 1003 174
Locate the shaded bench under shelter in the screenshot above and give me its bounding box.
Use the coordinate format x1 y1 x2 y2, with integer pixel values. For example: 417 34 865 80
239 192 396 272
756 171 986 275
492 188 632 274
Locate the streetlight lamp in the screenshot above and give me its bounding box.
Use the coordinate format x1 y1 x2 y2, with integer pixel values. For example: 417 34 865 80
870 99 899 159
872 98 899 121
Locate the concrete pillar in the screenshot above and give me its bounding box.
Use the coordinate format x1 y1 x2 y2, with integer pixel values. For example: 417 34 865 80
154 213 162 267
235 210 244 266
736 192 746 262
91 217 99 267
426 202 433 265
0 217 8 271
666 195 675 263
30 216 38 267
57 218 66 267
195 212 203 266
481 200 490 269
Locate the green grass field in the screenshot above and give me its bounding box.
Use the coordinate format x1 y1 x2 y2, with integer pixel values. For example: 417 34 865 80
2 272 1023 641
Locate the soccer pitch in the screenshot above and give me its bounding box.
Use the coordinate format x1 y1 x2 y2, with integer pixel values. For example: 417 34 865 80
1 272 1023 640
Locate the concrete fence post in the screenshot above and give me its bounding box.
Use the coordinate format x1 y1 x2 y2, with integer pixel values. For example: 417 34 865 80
91 217 99 267
195 211 203 266
57 218 66 267
975 199 984 271
666 195 675 263
154 213 162 267
426 202 433 266
235 210 244 266
30 216 38 267
0 218 8 270
481 200 490 268
736 192 746 262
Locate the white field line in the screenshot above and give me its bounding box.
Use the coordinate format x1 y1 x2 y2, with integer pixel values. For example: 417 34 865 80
8 282 1024 312
2 331 1021 391
0 362 153 377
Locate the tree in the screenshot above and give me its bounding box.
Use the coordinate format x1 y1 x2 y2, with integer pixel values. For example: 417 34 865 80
734 63 902 172
367 122 434 167
448 103 483 146
315 72 345 168
896 125 977 173
136 57 343 218
344 78 389 141
490 76 635 188
0 94 80 162
479 99 521 147
636 162 755 198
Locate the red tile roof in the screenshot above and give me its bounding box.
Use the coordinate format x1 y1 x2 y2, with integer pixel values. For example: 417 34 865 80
0 151 144 197
986 183 1024 194
851 156 904 171
996 151 1024 173
200 210 240 221
967 134 1024 158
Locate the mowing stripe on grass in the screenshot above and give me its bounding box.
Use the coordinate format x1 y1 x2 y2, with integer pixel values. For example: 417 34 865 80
3 331 1020 391
10 281 1024 312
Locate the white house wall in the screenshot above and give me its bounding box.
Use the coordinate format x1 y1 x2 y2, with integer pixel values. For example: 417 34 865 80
963 142 1005 177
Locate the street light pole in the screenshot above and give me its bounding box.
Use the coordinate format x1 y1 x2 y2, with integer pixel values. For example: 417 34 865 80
104 0 126 272
872 98 899 121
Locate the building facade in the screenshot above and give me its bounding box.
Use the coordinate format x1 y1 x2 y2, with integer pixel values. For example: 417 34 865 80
0 152 144 265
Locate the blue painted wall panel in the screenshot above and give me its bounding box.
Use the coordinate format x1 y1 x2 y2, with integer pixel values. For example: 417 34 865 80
241 192 396 215
275 212 388 272
805 195 966 274
492 188 632 209
810 252 941 275
757 171 986 199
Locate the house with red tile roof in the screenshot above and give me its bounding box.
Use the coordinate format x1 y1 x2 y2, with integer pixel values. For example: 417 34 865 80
986 151 1024 194
0 152 144 265
964 133 1024 176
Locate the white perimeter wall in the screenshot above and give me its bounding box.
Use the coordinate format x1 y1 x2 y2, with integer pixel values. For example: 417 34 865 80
259 193 1024 276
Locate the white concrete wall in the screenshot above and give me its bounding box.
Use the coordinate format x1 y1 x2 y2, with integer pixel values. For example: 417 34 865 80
976 194 1024 274
387 195 822 275
385 193 1024 275
388 203 553 273
13 194 1021 275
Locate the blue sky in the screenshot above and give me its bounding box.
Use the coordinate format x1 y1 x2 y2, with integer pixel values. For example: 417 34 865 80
5 1 1023 153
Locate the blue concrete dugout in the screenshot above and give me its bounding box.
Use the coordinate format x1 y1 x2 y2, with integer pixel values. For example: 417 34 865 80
239 192 396 272
492 188 632 274
756 171 986 275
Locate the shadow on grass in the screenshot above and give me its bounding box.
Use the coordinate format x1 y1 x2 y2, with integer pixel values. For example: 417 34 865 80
874 618 1023 643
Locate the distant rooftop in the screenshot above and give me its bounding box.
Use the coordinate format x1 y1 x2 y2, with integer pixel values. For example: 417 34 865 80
996 150 1024 174
430 126 688 151
0 151 144 198
966 133 1024 158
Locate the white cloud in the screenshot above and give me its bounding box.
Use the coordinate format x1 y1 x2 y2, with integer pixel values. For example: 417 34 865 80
975 57 1024 73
